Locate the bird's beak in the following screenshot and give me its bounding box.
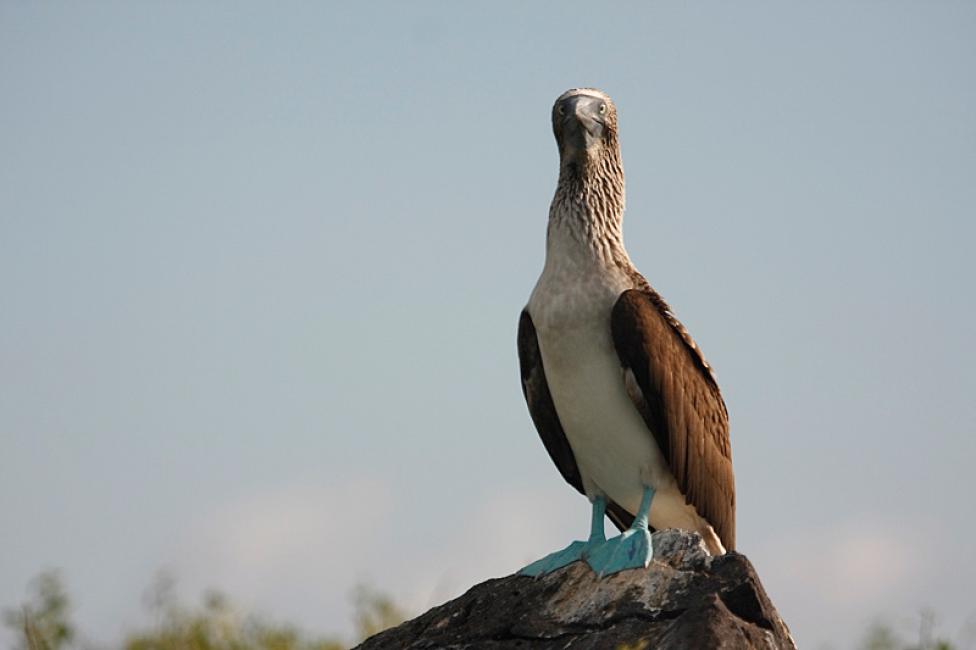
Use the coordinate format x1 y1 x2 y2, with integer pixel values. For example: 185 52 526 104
557 95 606 156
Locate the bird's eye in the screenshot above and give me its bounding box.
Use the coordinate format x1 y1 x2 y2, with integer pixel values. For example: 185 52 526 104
599 103 607 115
557 105 565 116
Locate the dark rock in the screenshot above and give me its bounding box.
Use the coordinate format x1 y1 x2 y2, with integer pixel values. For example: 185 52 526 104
355 530 795 649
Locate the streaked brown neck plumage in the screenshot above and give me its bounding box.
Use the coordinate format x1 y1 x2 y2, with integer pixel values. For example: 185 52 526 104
547 132 628 267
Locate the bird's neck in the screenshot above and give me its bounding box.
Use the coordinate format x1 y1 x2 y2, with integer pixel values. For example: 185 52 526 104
547 152 628 267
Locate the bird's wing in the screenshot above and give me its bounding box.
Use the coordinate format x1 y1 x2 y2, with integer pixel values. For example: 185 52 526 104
517 309 584 494
611 289 736 550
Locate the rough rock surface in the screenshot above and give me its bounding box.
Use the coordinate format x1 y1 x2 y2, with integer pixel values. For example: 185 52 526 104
355 530 795 649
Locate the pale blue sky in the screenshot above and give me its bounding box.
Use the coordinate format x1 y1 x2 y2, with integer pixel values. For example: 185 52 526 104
2 3 975 649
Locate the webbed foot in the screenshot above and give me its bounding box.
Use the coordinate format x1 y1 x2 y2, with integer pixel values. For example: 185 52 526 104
586 526 652 575
519 539 589 576
587 485 656 576
519 496 608 577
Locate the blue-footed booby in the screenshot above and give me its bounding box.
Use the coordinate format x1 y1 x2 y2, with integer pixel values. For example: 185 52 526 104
518 88 735 576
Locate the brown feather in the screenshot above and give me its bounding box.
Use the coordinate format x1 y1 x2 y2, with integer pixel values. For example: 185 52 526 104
517 310 583 495
611 289 736 551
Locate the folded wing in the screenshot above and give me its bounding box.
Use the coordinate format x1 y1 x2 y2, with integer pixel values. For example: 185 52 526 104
611 289 736 550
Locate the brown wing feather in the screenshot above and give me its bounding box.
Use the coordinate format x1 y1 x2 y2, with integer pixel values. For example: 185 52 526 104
517 310 584 494
611 289 736 550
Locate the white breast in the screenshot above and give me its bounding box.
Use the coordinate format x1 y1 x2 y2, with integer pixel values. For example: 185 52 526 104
527 229 712 537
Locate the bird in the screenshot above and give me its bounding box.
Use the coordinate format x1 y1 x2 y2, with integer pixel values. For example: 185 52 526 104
518 88 735 577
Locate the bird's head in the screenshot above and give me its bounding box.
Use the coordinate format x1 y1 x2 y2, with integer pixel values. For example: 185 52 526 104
552 88 619 171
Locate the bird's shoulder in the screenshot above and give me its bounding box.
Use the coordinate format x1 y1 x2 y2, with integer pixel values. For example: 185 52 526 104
612 276 725 408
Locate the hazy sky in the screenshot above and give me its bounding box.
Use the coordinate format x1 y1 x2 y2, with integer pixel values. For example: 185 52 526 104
2 3 975 649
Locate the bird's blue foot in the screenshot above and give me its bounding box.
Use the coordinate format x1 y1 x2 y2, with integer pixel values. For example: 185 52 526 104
587 486 655 576
520 496 608 577
519 539 589 576
586 526 652 575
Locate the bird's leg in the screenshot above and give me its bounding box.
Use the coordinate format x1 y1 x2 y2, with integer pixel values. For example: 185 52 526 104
519 496 607 577
587 495 607 544
586 485 655 576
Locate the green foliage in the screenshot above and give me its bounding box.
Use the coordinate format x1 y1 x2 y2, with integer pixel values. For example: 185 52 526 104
4 571 406 650
123 593 345 650
350 584 406 642
122 588 345 650
859 613 957 650
2 570 74 650
123 578 356 650
861 621 904 650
